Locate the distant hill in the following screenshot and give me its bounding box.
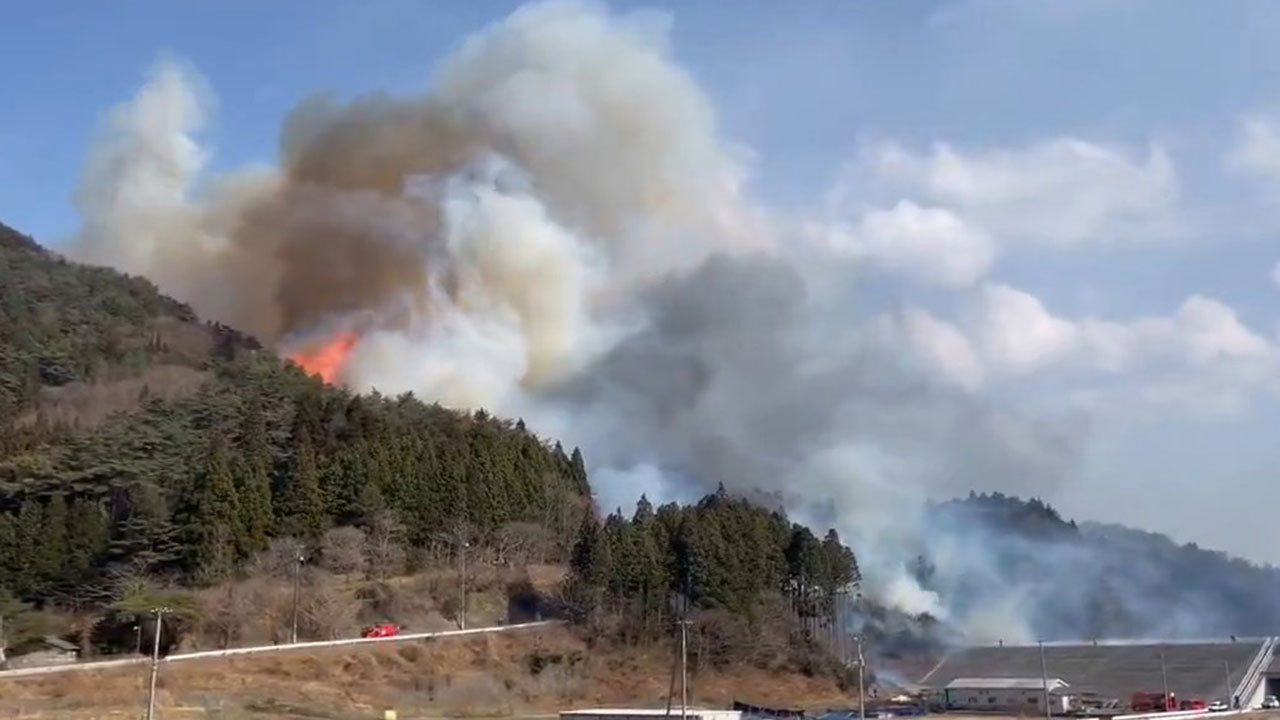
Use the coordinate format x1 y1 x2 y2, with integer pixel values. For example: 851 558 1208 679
917 492 1280 640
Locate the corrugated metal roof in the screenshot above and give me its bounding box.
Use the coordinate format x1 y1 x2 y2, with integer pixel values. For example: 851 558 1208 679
946 677 1069 691
41 636 78 652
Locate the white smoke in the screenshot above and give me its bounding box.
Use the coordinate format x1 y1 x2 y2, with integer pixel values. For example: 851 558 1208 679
70 0 1100 643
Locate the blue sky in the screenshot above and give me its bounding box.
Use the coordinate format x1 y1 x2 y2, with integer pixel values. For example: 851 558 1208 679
6 0 1280 563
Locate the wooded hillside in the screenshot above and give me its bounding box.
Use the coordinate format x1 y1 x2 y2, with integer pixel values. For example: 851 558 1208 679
0 222 591 602
0 222 863 670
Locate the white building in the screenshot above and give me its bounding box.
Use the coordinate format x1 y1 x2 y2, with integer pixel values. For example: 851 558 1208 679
561 709 742 720
942 677 1072 714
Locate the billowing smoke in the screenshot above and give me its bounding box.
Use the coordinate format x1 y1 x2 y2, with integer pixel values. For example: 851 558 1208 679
67 0 1238 645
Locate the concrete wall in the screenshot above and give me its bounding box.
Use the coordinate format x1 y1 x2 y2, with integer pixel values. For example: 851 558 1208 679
5 650 77 669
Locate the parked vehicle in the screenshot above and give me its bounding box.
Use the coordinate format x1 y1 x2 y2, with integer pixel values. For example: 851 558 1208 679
1131 692 1177 712
360 622 400 638
1263 695 1279 709
1179 698 1206 711
1207 700 1229 712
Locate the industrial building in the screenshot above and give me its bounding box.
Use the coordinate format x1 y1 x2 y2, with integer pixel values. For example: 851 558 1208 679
935 677 1071 713
920 638 1276 712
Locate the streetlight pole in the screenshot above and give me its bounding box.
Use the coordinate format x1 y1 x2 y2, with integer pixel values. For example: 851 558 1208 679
144 607 171 720
1223 661 1232 708
1039 640 1051 720
857 634 866 720
678 618 691 720
1160 645 1170 710
460 540 470 630
291 553 305 644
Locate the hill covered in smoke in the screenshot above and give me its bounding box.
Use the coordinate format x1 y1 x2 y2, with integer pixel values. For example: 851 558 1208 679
57 0 1276 644
910 493 1280 642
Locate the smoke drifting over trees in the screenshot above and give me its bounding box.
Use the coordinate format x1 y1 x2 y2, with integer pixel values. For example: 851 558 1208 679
62 0 1275 643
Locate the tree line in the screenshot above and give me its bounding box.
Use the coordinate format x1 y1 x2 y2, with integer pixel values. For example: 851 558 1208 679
0 350 591 604
563 485 861 648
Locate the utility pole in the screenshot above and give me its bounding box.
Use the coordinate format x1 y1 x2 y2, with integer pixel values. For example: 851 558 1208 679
291 552 305 644
459 540 470 630
144 606 171 720
857 634 866 720
1160 645 1170 710
1039 640 1051 720
1223 661 1232 707
678 618 691 720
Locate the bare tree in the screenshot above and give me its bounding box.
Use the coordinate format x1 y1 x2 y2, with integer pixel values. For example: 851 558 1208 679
319 527 367 576
249 537 308 579
495 522 554 566
200 582 248 649
300 573 361 640
365 510 406 581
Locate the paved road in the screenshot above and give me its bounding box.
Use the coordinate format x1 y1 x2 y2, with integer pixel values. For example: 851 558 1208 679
0 619 560 680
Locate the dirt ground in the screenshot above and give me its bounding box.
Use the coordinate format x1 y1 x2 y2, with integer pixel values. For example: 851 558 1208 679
0 624 854 720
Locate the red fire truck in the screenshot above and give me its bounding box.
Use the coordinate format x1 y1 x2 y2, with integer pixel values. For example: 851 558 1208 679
1131 692 1176 712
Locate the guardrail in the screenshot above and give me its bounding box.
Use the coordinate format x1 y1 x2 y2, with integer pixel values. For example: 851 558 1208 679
1113 709 1245 720
0 619 561 680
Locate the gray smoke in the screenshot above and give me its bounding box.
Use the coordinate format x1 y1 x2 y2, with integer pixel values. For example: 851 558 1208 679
65 0 1218 644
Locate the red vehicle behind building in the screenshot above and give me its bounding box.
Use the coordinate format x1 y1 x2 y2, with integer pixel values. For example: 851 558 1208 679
360 622 400 638
1131 692 1177 712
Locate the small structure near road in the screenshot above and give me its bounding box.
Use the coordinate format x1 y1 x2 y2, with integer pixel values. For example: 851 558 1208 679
3 636 79 669
936 677 1070 713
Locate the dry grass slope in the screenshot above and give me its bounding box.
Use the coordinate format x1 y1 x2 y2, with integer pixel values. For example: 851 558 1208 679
2 624 853 719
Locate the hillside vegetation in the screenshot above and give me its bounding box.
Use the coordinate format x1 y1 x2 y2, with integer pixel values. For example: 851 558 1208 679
0 222 862 678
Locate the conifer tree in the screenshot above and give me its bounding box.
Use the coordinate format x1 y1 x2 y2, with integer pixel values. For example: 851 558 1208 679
35 493 70 583
65 499 109 576
186 437 242 580
237 395 274 554
278 428 327 539
13 500 45 593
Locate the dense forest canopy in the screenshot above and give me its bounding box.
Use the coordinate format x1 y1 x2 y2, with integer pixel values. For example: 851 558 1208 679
0 221 592 599
0 222 863 666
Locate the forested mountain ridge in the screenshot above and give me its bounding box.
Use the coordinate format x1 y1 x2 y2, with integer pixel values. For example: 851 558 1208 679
0 224 864 676
0 223 592 603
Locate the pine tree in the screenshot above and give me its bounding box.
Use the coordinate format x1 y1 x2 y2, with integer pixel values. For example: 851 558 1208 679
568 447 590 494
35 494 70 583
186 437 243 581
237 395 274 554
278 428 327 539
570 514 610 588
65 499 110 576
12 500 43 594
107 482 183 572
0 513 15 592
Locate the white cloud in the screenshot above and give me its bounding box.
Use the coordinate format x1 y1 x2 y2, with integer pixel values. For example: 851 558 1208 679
859 137 1179 246
886 281 1279 415
814 200 994 287
1226 114 1280 182
973 284 1080 373
1272 260 1280 288
810 135 1180 288
901 307 984 390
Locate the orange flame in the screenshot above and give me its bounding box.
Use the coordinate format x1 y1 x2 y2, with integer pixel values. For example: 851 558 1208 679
289 331 358 385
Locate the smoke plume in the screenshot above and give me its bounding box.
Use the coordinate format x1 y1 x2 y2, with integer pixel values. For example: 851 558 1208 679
70 0 1220 644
